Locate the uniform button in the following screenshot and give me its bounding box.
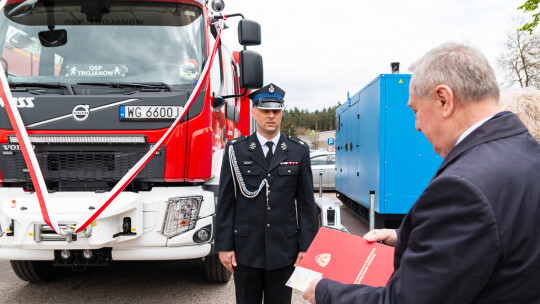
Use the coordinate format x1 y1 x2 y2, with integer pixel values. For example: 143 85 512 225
247 170 251 173
234 230 237 233
267 173 271 177
288 169 291 173
267 207 271 211
267 224 270 228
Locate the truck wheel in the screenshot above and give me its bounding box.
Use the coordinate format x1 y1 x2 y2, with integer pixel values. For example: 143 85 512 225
10 260 59 283
204 254 231 283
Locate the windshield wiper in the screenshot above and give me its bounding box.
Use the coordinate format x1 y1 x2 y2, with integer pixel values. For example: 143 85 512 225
9 82 75 95
77 82 172 92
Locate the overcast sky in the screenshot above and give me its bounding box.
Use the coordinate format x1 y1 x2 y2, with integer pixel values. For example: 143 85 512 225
219 0 527 111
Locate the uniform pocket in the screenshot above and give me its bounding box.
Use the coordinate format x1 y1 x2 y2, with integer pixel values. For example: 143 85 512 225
239 166 261 176
285 225 298 237
234 224 250 237
278 165 299 176
277 165 299 191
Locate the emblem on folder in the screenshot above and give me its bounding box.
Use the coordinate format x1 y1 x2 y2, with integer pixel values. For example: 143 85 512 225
315 253 331 267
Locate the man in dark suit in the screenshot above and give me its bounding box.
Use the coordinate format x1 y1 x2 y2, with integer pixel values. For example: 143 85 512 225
216 83 318 304
303 43 540 303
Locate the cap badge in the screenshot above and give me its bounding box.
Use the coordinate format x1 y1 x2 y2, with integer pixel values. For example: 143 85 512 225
269 85 275 94
249 142 256 150
281 142 287 151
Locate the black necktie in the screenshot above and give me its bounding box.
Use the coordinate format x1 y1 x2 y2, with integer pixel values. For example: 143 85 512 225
265 141 274 164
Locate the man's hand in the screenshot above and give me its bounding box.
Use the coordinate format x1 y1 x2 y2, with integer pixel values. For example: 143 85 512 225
302 277 322 304
218 250 237 273
363 229 398 246
295 251 306 267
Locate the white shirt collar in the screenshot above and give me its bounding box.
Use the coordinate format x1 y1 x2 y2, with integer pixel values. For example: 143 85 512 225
256 132 280 155
455 116 493 146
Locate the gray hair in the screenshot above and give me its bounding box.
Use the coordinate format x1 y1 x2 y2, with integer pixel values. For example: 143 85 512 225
409 42 499 104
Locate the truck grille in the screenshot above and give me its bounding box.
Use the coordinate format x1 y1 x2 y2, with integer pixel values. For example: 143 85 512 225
47 153 115 172
0 146 165 183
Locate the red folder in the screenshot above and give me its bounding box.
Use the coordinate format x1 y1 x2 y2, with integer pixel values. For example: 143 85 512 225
298 227 395 286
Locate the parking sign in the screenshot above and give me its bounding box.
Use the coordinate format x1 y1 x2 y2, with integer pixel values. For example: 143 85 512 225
327 138 335 145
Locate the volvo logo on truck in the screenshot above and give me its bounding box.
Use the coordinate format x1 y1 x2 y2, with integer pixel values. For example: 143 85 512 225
2 144 35 150
72 104 90 121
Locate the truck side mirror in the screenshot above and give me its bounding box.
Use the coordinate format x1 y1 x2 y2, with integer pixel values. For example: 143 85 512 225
212 93 226 110
238 19 261 46
239 50 263 89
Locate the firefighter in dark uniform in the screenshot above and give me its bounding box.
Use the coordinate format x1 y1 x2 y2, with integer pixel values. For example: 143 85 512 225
216 83 318 304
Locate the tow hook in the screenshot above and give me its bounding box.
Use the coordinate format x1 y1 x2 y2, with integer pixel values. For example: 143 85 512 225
112 217 136 238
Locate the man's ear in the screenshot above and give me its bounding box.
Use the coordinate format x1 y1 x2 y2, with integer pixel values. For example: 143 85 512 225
251 107 256 118
433 85 454 118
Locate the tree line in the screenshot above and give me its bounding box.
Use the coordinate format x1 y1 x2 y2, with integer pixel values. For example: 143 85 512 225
281 103 340 137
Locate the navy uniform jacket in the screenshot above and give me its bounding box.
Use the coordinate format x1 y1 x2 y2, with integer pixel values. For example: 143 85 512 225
316 112 540 303
215 132 318 270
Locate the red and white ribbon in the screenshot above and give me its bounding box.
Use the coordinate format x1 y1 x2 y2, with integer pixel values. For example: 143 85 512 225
75 25 223 233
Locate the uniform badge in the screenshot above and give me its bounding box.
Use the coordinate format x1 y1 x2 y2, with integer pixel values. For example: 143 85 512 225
269 84 275 94
231 139 236 143
281 142 287 151
280 162 298 165
249 142 256 150
315 253 331 267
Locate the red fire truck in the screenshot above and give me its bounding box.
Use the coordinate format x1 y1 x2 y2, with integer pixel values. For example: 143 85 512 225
0 0 263 283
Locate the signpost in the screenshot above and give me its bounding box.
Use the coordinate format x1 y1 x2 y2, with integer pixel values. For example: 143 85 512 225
327 137 335 152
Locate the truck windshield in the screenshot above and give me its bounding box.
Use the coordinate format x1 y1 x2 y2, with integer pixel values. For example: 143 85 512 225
0 1 205 87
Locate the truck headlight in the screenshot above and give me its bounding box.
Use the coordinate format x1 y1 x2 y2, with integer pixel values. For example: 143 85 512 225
160 196 203 238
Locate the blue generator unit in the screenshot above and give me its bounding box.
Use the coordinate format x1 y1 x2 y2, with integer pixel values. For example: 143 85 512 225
335 74 442 228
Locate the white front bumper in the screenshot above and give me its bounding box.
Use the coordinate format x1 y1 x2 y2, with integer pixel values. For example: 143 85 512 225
0 186 215 260
0 244 212 261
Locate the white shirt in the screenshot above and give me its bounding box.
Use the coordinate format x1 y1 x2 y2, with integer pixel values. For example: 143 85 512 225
455 116 493 146
256 132 280 157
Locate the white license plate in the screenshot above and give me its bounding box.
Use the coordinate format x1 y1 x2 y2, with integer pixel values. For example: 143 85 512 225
120 106 183 119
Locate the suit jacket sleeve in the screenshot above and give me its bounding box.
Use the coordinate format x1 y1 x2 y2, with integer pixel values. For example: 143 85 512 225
315 174 501 303
215 143 236 252
296 147 318 252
